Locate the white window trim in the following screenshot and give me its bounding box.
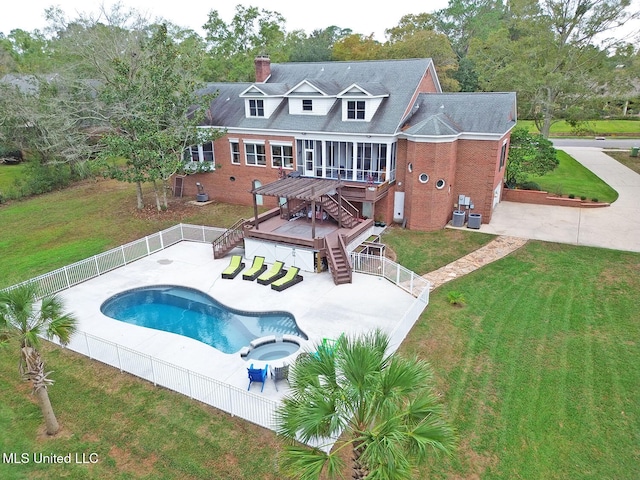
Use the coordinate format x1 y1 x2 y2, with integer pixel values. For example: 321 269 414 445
244 141 267 167
270 142 294 169
229 139 240 165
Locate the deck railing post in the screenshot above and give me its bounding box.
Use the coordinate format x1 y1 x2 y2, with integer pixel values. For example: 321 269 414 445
151 358 157 386
84 332 92 359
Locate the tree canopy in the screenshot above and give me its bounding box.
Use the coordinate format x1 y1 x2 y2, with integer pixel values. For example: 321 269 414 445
276 330 456 480
505 126 558 187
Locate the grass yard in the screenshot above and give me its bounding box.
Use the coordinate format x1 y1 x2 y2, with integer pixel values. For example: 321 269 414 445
0 163 26 197
0 179 256 289
400 242 640 480
518 119 640 136
525 150 619 203
1 179 639 479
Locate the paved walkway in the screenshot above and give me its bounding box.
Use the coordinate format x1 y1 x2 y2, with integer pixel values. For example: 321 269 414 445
423 235 528 291
422 147 640 291
479 147 640 253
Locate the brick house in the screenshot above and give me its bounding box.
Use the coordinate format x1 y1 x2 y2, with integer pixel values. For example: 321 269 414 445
179 57 516 281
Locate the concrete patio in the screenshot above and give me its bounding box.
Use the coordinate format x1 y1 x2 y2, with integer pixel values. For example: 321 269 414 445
57 241 418 401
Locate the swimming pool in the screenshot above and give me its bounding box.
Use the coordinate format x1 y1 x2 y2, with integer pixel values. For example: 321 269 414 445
100 285 307 355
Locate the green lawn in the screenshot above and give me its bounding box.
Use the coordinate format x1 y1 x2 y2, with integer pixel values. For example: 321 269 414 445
0 163 26 198
518 119 640 136
0 179 256 289
1 181 639 479
400 242 640 480
525 150 619 203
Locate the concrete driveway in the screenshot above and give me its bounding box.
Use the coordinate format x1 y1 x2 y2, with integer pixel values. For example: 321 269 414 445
479 147 640 253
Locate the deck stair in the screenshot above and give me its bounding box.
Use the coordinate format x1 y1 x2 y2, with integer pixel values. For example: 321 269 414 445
326 234 352 285
320 195 360 228
212 218 248 258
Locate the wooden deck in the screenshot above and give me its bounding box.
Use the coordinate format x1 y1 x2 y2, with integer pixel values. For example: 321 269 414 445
245 211 373 250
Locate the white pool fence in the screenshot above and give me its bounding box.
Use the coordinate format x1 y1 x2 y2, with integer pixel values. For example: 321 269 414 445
4 224 430 435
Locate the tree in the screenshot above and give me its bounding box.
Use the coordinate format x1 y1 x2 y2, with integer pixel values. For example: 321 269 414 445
331 34 383 61
202 5 287 81
276 330 456 480
505 126 558 187
0 283 78 435
97 23 220 210
285 26 351 63
469 0 639 136
382 26 460 91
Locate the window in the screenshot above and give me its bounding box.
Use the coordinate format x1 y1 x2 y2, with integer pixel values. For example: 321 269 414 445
230 141 240 164
347 100 366 120
302 99 313 112
419 173 429 184
436 179 446 189
499 142 507 171
184 142 214 163
202 142 214 162
245 143 266 166
271 144 293 169
249 99 264 117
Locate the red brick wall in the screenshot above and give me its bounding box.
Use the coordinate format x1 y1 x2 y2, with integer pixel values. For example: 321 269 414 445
401 141 457 231
180 133 295 209
453 139 501 224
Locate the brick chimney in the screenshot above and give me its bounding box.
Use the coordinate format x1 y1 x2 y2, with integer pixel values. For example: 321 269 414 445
254 55 271 83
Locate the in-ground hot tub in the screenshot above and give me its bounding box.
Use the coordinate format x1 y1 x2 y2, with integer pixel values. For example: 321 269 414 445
240 335 304 362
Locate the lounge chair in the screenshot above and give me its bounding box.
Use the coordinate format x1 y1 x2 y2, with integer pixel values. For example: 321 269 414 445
270 364 290 391
257 261 286 285
270 266 303 291
242 256 267 281
221 255 245 279
247 363 269 392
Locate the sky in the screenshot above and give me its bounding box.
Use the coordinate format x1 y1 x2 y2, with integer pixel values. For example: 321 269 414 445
0 0 449 41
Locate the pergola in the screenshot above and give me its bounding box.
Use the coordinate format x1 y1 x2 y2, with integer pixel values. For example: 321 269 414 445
250 176 345 239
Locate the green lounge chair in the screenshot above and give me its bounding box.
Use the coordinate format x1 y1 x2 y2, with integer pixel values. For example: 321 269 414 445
221 255 245 279
271 266 303 291
242 256 267 281
257 261 286 285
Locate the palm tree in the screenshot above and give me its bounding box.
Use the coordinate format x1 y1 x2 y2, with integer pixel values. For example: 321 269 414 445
0 282 77 435
276 329 456 480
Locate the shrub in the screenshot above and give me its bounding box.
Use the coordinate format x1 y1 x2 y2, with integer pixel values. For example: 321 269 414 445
581 196 587 201
592 198 599 203
14 161 73 197
447 290 466 307
568 193 575 199
520 181 541 191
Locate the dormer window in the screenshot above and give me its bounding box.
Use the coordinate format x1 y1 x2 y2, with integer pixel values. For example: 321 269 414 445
302 99 313 112
249 99 264 117
347 100 366 120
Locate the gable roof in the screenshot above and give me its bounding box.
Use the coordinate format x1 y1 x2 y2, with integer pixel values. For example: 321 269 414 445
402 92 517 137
202 58 437 136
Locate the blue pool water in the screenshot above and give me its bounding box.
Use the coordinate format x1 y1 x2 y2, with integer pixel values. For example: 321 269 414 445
100 285 307 354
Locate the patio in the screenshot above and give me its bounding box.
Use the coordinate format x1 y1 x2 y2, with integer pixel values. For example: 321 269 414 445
57 241 419 402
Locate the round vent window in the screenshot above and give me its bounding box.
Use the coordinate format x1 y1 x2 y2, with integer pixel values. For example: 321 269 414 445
419 173 429 184
407 163 413 173
230 176 236 182
436 179 446 189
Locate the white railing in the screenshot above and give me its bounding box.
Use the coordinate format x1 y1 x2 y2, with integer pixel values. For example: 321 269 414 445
350 252 430 352
4 224 226 298
61 331 279 430
350 252 430 299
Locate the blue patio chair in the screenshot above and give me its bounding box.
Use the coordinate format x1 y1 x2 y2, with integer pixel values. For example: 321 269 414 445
247 363 269 392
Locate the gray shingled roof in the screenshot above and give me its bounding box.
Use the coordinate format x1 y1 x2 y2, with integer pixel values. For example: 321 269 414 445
403 92 517 136
203 58 435 135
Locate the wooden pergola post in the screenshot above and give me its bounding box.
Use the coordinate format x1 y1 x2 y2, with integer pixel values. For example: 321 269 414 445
252 180 259 230
311 186 316 239
337 174 343 228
